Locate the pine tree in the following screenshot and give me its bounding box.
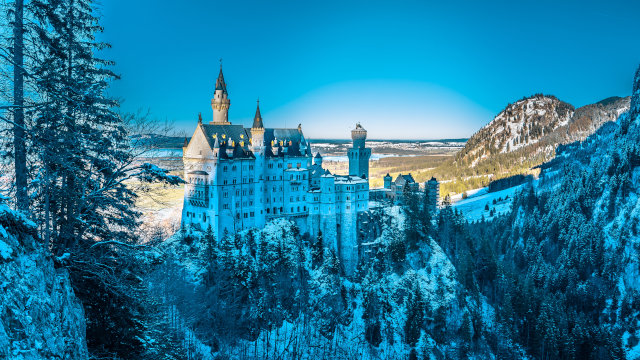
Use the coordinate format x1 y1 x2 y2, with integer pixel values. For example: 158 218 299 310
312 230 324 269
24 0 183 356
203 224 217 285
404 281 424 347
11 0 28 211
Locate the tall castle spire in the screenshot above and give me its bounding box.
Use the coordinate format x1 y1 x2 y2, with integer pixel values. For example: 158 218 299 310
250 99 265 150
252 99 264 129
211 62 231 124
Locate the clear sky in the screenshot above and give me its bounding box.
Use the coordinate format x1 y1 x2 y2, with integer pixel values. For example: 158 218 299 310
98 0 640 139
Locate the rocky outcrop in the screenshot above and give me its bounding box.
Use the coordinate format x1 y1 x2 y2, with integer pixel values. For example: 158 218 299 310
0 208 87 359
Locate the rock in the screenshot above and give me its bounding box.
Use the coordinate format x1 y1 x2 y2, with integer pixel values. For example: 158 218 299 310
0 232 87 359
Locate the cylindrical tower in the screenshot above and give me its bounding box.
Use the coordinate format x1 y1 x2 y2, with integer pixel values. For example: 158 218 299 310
348 123 371 179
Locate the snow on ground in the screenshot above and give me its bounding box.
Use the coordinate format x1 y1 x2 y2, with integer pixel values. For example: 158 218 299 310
0 239 12 260
623 329 640 360
452 185 523 222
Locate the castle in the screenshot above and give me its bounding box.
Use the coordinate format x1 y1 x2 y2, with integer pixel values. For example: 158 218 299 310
181 67 371 274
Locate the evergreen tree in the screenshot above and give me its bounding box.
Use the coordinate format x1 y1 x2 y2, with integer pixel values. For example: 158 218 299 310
312 230 324 269
404 281 424 347
23 0 183 356
203 224 216 285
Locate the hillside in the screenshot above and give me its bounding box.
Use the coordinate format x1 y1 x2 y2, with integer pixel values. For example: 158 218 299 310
457 94 629 167
458 65 640 358
428 94 630 196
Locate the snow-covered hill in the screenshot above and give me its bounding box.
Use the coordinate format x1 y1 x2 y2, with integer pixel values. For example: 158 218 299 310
457 94 630 168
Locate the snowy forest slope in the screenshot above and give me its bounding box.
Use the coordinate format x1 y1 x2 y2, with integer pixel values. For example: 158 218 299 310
457 65 640 359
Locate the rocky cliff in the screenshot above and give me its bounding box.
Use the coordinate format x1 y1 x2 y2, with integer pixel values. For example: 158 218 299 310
0 206 87 359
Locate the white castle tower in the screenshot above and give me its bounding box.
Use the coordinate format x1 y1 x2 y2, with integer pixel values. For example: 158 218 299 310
348 123 371 179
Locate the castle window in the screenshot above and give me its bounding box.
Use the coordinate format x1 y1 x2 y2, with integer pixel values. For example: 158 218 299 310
223 192 228 198
268 163 273 169
233 179 237 184
303 206 306 211
267 208 270 213
250 212 254 217
288 163 292 169
232 166 237 171
290 207 293 212
223 180 228 185
297 163 301 168
223 166 228 172
290 196 294 202
236 190 240 196
244 213 248 219
223 204 229 209
278 163 282 168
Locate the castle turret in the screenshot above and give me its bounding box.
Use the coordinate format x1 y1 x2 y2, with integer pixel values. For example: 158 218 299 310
383 173 392 189
250 99 266 229
347 123 371 179
426 177 440 213
250 100 265 148
211 66 231 124
313 152 323 166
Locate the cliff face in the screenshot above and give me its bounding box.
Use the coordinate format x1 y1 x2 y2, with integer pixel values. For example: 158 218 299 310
0 208 87 359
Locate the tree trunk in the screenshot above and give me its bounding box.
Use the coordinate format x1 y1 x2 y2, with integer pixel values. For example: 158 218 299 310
13 0 28 211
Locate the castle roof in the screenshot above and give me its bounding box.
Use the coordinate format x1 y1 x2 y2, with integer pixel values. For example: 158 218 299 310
314 152 322 159
394 173 416 185
197 123 310 159
252 101 264 129
215 67 227 93
309 163 325 181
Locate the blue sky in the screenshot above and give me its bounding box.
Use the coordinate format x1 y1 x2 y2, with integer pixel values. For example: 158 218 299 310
99 0 640 139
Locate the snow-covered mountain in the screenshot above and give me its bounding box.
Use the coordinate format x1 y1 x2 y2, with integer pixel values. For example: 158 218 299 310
457 94 630 168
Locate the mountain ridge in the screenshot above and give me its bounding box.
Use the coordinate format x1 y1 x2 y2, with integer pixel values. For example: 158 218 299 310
456 94 630 168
